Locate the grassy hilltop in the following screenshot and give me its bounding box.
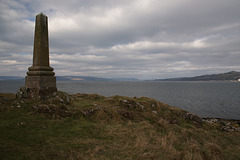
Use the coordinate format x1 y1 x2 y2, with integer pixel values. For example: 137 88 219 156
0 92 240 160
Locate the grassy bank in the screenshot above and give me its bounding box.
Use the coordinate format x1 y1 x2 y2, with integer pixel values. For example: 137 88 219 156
0 92 239 160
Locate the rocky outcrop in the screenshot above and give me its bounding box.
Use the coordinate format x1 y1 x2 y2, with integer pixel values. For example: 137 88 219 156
203 118 240 132
16 86 58 99
16 87 28 99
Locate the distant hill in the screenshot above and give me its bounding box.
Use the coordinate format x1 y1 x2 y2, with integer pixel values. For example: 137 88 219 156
56 76 114 81
155 71 240 81
112 78 140 81
56 76 141 81
0 76 140 82
0 76 24 81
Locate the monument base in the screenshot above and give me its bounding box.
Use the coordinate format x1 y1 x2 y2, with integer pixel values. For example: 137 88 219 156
25 76 57 98
25 76 57 89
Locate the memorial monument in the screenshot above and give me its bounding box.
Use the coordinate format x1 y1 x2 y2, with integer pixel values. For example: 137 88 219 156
25 13 57 97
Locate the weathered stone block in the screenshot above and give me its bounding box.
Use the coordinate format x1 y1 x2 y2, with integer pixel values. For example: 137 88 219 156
25 76 57 90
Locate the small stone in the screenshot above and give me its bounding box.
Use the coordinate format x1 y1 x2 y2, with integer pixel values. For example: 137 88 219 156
33 106 38 110
18 122 25 126
46 106 50 110
169 118 180 125
234 128 240 132
136 102 144 109
59 99 64 103
152 111 157 114
228 129 234 132
66 96 71 103
81 110 87 116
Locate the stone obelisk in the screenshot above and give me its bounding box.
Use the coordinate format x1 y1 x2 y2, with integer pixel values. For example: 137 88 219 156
25 13 57 96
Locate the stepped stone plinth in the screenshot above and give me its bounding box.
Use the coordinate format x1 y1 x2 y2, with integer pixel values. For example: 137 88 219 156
25 13 57 97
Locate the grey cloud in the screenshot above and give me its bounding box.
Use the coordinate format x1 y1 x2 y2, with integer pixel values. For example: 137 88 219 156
1 0 240 79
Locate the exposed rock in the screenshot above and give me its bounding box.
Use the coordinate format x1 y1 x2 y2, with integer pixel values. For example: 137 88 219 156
178 112 203 127
203 118 218 123
18 122 26 126
32 104 69 118
152 111 158 114
136 102 145 109
168 118 180 125
120 99 145 109
16 87 57 100
117 110 133 120
23 92 74 118
0 96 6 104
184 113 203 124
16 87 28 99
81 108 99 116
203 118 240 132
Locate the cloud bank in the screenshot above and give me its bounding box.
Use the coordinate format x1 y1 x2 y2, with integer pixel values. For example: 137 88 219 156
1 0 240 79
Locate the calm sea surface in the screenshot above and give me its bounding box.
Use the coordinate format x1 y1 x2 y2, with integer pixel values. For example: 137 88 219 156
1 80 240 120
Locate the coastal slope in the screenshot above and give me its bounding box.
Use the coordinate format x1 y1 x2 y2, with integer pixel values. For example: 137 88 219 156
0 92 239 159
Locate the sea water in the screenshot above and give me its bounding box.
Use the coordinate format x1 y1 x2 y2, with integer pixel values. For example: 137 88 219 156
1 80 240 120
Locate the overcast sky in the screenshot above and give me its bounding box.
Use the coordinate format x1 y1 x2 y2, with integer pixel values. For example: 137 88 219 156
0 0 240 79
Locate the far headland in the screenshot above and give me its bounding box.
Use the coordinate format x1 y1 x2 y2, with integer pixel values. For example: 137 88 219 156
154 71 240 81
